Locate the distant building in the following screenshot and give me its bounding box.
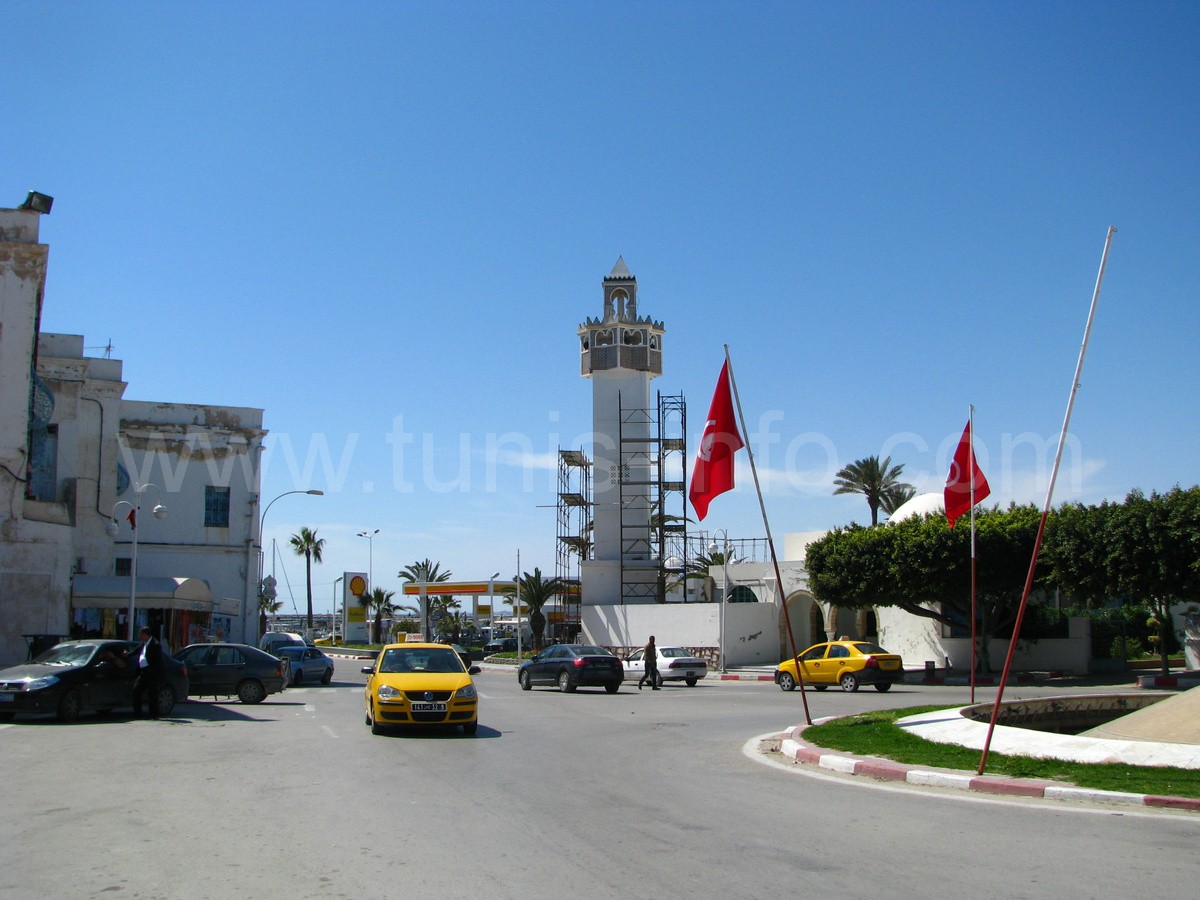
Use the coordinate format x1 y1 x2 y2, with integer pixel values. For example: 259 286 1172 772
0 202 265 665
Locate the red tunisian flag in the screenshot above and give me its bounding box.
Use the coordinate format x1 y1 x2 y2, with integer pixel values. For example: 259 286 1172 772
126 507 137 530
944 419 990 528
689 360 744 521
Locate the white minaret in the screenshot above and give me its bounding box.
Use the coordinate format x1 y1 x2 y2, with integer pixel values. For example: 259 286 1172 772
578 258 665 603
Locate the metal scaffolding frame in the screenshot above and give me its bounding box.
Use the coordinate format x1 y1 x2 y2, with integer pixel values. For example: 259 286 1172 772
554 449 590 637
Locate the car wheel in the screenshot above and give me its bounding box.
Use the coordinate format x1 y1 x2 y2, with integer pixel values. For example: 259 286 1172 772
605 682 619 694
321 668 333 685
156 684 177 716
874 682 892 692
557 670 576 693
519 670 532 691
370 702 386 736
685 677 698 687
777 672 796 692
237 679 267 704
462 721 478 736
839 671 860 692
56 689 83 723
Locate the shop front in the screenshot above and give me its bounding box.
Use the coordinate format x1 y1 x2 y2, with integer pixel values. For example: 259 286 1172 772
70 575 214 651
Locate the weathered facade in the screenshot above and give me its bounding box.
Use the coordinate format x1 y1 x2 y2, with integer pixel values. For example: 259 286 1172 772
0 204 265 665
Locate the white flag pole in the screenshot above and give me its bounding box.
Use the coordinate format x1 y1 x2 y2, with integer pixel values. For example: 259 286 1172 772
969 404 977 705
723 345 812 725
979 226 1116 774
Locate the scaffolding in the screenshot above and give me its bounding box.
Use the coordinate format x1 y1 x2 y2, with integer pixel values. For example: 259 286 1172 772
617 391 687 603
554 449 591 637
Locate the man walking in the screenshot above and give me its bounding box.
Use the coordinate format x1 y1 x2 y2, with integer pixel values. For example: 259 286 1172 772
132 626 163 719
638 635 661 690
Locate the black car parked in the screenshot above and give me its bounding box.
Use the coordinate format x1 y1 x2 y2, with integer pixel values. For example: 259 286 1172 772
173 643 287 704
484 638 519 654
0 639 189 722
518 644 623 693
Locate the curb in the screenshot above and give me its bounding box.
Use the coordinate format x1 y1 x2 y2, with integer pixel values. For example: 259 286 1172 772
777 724 1200 813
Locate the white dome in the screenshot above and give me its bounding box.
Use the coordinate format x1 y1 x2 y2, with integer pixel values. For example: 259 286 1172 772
887 491 944 523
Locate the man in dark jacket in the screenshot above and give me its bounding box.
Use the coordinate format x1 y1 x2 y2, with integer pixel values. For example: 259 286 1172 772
638 635 661 690
132 627 164 719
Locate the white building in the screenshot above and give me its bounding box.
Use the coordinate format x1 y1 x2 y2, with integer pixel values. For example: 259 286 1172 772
0 200 265 665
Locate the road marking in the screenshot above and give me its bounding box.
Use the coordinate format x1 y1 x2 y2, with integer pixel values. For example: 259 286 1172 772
305 704 316 712
321 725 339 739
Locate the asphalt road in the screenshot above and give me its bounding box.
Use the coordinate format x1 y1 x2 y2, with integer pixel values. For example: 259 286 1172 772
1 661 1196 899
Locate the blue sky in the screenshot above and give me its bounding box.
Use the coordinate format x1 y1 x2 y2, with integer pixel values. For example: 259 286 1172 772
9 2 1199 614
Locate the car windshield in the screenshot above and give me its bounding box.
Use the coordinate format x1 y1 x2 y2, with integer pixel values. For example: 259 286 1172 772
32 643 97 666
659 647 690 658
379 648 464 674
853 643 888 654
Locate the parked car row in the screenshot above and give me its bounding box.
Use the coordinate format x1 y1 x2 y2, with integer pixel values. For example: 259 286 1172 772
1 633 904 729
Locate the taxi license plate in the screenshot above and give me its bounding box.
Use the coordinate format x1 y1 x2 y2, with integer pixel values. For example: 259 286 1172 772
410 702 447 712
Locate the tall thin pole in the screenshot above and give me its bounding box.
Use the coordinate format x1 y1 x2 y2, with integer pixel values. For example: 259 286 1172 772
978 226 1115 774
128 489 141 640
724 345 812 725
969 404 977 705
515 549 522 658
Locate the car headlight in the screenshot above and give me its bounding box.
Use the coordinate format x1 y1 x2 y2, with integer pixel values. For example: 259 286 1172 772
455 684 477 700
22 675 59 691
378 684 403 700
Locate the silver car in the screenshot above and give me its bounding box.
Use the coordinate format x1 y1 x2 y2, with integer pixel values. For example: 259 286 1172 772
274 646 335 686
623 645 708 686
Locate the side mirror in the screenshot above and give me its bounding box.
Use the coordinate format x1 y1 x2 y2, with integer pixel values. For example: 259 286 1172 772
468 665 481 675
360 666 374 675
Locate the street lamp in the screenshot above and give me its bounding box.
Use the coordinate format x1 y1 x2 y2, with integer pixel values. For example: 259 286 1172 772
487 571 500 639
709 530 732 673
107 483 167 640
332 575 344 641
257 489 324 596
356 529 379 590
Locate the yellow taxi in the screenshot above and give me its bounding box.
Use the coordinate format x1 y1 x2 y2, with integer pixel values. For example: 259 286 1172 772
362 642 480 735
774 640 903 693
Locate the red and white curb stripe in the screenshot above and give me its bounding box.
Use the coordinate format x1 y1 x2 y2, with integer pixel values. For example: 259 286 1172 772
778 724 1200 812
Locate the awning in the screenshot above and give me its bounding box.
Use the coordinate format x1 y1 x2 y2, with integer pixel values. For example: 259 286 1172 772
71 575 213 612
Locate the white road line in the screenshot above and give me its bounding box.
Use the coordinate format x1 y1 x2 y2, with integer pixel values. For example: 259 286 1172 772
305 704 316 712
321 725 338 739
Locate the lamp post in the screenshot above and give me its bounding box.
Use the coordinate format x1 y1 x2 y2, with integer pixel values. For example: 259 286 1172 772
332 575 344 641
107 483 167 641
487 571 500 639
257 489 324 596
356 529 379 590
709 530 731 673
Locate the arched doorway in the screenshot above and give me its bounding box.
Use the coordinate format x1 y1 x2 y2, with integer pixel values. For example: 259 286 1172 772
857 608 879 643
779 592 820 659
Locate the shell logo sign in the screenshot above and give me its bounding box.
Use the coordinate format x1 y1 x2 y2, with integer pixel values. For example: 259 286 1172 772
349 575 368 596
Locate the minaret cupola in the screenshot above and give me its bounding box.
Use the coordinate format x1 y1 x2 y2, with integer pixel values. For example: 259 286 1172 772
579 257 664 378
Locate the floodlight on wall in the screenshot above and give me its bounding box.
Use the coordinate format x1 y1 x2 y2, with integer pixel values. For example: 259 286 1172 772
19 191 54 214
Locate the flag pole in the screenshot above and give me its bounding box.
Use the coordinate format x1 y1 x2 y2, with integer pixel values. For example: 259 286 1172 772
969 404 977 705
977 226 1116 774
723 345 812 725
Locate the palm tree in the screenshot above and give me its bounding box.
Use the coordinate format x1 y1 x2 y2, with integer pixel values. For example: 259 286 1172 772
257 593 283 639
427 594 462 639
880 483 917 518
399 558 452 638
288 526 325 631
503 567 564 651
680 549 733 601
832 455 913 526
360 587 396 645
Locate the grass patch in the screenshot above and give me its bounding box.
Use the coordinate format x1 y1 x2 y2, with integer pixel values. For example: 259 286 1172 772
803 705 1200 799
